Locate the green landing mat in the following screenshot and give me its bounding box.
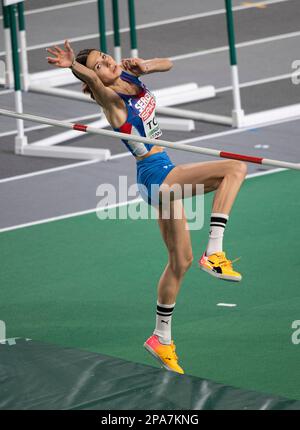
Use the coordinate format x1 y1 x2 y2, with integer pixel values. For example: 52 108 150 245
1 169 300 401
0 338 300 410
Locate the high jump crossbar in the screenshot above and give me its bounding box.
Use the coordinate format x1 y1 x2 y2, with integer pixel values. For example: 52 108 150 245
0 108 299 171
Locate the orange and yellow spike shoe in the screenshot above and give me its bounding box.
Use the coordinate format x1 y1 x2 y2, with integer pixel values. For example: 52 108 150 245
144 335 184 374
199 251 242 282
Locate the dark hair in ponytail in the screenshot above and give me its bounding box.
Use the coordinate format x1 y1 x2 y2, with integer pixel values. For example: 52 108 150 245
71 48 97 100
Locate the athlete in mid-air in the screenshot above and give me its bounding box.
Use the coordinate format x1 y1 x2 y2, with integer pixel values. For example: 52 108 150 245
47 40 247 374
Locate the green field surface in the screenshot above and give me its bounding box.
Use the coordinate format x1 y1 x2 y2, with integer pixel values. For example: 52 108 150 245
1 170 299 400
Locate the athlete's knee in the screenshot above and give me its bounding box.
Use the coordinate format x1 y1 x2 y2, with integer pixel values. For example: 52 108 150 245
237 161 248 177
170 253 194 278
228 160 247 179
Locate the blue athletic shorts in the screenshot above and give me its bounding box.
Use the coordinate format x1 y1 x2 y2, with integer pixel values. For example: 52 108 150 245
137 151 176 206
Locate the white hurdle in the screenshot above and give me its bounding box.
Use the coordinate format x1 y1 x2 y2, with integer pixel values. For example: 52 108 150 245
1 0 225 163
2 0 299 165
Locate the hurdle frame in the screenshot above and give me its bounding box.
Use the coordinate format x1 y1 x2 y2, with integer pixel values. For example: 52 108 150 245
2 0 111 160
225 0 244 127
1 0 14 87
3 0 220 159
0 0 219 159
3 0 298 130
224 0 300 128
1 0 140 87
1 0 218 107
2 0 299 160
4 0 28 154
25 0 217 116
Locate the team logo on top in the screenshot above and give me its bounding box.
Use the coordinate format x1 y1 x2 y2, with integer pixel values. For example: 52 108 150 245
134 90 162 139
135 92 155 121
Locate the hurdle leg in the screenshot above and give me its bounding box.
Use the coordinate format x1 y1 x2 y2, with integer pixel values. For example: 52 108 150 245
128 0 138 57
97 0 107 53
1 1 14 87
17 1 29 91
225 0 245 128
7 2 28 154
112 0 122 63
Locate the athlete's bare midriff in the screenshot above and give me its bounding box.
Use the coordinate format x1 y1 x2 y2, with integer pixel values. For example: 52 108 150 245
135 145 165 161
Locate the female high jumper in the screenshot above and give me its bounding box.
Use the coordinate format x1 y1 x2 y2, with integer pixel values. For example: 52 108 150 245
47 40 247 374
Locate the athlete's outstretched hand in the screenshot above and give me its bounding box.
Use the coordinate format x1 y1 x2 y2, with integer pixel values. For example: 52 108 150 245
121 58 148 75
46 40 75 68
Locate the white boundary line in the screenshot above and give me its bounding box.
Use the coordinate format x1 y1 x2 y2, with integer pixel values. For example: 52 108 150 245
0 1 295 56
22 0 96 16
0 0 96 19
0 168 288 234
245 168 286 178
0 89 14 96
0 198 144 234
0 159 101 184
216 73 296 93
217 303 237 307
171 31 300 62
0 0 290 20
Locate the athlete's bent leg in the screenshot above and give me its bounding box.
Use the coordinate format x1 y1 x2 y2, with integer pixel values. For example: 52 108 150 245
160 159 247 281
160 159 247 213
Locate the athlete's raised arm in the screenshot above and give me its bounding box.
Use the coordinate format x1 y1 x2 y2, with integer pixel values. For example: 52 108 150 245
121 57 173 76
46 40 119 108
